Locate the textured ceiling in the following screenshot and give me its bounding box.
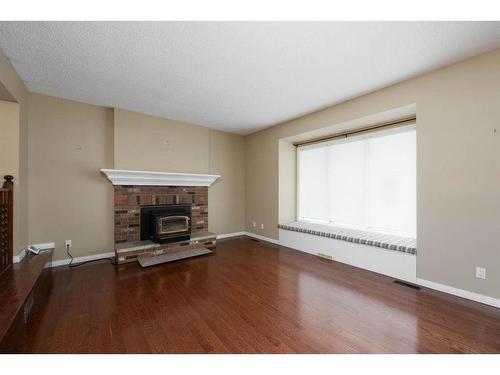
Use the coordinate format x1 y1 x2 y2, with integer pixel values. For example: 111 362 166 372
1 22 500 134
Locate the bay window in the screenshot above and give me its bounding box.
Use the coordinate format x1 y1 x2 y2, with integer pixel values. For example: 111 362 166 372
297 124 416 237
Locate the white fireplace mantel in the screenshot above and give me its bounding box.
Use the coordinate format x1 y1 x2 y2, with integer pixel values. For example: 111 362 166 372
101 169 220 187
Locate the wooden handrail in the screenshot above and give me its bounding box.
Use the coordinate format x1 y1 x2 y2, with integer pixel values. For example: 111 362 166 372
1 175 14 274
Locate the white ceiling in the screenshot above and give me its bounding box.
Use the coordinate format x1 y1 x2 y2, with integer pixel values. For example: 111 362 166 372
1 22 500 135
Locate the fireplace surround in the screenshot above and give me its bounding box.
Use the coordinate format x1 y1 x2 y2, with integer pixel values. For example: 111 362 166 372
114 185 208 244
112 185 215 263
102 169 220 264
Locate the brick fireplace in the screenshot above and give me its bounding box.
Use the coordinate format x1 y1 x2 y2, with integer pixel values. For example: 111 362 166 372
114 185 208 244
102 169 220 264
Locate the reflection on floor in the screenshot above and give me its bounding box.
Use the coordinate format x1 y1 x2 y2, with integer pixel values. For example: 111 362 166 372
15 236 500 353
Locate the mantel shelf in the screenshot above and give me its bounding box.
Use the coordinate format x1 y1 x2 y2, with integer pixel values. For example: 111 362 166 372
101 169 220 187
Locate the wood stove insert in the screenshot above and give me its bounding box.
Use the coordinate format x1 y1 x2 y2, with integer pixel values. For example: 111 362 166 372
140 204 191 244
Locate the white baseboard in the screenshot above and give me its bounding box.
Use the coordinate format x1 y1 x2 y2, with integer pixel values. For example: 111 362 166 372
50 251 115 268
215 231 280 244
13 242 55 263
216 231 246 239
13 249 26 263
416 278 500 309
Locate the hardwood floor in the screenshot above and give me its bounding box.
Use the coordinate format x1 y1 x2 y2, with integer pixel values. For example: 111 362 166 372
13 236 500 353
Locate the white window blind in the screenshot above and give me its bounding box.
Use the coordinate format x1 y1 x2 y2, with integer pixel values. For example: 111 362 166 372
297 126 416 237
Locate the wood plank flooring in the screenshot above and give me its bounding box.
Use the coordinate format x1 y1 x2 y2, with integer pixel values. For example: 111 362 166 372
12 236 500 353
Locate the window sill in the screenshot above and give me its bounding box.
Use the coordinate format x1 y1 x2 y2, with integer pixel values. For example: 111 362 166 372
278 221 416 255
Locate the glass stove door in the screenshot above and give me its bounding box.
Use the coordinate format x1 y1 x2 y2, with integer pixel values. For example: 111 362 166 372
158 216 189 235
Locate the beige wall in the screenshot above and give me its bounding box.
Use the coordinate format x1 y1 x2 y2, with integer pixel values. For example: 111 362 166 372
2 42 249 261
0 48 28 254
114 109 210 173
0 80 16 102
245 132 279 233
245 48 500 299
0 100 21 252
0 101 19 180
278 139 296 224
0 49 27 102
27 94 115 261
208 130 246 235
18 95 246 262
114 108 246 235
2 44 498 301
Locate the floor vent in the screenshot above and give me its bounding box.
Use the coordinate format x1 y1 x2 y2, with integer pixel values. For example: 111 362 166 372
317 253 333 260
394 280 421 290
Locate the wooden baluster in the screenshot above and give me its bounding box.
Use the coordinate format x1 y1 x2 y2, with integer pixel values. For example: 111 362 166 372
1 175 14 272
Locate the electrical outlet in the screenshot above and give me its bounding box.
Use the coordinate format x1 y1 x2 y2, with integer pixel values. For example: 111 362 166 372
65 240 72 248
260 223 264 229
252 221 256 227
475 267 486 280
